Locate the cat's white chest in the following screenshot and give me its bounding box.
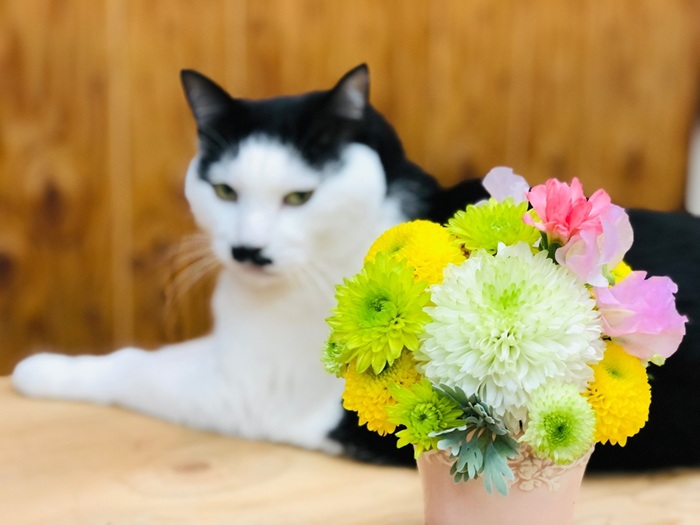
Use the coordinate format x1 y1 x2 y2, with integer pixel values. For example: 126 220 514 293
208 271 346 448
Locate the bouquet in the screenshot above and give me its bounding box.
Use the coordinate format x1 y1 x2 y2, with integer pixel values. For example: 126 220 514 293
323 167 687 495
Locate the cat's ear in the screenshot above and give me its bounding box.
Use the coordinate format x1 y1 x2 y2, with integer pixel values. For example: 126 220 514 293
180 69 233 128
326 64 369 120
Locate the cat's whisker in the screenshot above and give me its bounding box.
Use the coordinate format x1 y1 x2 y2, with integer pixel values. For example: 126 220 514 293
164 257 220 330
311 258 341 289
174 232 212 250
297 260 337 302
168 247 216 274
285 271 304 294
163 234 221 308
165 235 214 268
286 266 313 298
296 273 324 306
165 234 212 262
165 257 220 308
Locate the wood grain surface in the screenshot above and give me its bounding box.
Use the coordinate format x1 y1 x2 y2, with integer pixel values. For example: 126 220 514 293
1 1 699 372
1 378 700 524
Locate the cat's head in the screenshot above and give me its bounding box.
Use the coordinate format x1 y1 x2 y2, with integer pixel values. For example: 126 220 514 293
180 65 434 287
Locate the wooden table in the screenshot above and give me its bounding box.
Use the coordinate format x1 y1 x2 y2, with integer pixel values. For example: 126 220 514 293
2 377 699 524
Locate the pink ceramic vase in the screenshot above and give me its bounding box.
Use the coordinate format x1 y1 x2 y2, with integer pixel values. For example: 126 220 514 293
417 447 592 525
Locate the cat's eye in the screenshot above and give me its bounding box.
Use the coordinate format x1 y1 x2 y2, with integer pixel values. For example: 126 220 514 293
212 183 238 201
283 191 314 206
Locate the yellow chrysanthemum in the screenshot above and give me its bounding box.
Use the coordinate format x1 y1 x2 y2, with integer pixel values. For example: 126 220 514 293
611 261 633 283
365 220 465 284
585 341 651 446
342 351 423 435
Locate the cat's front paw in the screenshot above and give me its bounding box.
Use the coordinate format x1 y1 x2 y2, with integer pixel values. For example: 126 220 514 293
12 353 80 399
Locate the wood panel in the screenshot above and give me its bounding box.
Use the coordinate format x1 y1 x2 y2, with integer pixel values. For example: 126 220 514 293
0 0 114 369
420 0 700 196
125 0 230 345
0 0 698 373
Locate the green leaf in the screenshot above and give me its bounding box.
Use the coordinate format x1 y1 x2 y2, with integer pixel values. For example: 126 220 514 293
481 442 515 495
455 434 484 479
430 388 520 494
435 426 469 457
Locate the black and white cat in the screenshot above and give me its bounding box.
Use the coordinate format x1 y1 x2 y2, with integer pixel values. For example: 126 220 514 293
12 65 700 470
11 65 482 460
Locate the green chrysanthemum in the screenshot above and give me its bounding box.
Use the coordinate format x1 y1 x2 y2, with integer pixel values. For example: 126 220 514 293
386 379 464 457
520 382 596 465
447 198 540 254
321 335 349 377
327 252 431 374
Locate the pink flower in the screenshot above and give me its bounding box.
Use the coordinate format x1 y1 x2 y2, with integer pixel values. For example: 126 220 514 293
523 178 612 245
482 167 530 204
593 271 687 360
555 204 633 286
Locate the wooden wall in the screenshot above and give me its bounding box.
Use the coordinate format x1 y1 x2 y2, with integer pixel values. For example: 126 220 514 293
1 0 699 374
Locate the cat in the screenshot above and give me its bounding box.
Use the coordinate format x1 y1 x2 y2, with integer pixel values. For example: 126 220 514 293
11 64 700 471
11 64 483 461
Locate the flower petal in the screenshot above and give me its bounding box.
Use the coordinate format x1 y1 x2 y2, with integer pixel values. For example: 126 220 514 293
482 167 530 204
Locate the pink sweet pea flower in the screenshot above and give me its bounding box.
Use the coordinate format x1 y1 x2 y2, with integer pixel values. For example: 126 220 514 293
523 177 612 245
482 167 530 204
555 204 633 286
593 271 687 360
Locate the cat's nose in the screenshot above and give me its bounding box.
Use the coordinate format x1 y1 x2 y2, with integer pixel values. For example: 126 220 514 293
231 246 273 266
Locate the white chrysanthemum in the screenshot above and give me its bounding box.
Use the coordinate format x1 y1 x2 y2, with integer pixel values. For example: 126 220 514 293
416 243 604 431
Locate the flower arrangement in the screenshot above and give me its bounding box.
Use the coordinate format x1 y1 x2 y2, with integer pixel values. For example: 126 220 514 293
323 167 687 495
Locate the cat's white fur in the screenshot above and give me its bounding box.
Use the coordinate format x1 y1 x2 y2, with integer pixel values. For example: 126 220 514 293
13 135 407 452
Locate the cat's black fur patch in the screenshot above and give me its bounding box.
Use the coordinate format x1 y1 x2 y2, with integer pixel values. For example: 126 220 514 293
329 410 415 467
181 65 444 220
